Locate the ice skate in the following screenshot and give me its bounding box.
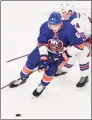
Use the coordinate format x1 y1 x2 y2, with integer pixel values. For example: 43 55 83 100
55 69 67 77
32 83 46 97
9 78 27 88
76 76 89 90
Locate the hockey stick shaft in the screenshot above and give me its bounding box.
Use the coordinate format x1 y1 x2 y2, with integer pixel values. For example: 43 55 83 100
1 84 9 90
6 46 70 63
6 54 29 63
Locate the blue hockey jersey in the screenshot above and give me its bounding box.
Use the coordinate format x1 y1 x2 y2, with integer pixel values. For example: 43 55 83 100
37 20 84 54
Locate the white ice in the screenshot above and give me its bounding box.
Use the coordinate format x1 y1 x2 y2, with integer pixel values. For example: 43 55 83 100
1 1 91 119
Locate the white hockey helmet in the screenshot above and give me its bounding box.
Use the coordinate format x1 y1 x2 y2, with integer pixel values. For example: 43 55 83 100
60 3 75 13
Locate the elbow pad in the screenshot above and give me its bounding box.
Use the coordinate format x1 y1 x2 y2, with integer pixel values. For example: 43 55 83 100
39 46 48 56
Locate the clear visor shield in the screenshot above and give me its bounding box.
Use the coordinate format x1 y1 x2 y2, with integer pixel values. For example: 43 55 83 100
48 23 62 32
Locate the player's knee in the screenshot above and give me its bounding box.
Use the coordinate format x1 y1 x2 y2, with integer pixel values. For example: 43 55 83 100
26 60 37 70
45 64 57 76
20 65 33 79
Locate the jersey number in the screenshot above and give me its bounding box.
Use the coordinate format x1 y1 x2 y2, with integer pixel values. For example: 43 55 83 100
73 23 80 28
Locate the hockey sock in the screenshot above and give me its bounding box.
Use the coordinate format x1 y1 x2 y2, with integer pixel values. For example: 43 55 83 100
20 65 33 79
79 62 89 77
41 73 54 86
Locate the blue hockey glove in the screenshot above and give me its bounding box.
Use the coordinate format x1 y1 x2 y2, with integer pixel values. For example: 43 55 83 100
38 55 49 71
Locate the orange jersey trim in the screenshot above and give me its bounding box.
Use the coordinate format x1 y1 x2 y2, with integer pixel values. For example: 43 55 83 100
42 73 54 82
23 66 33 74
37 43 48 47
75 43 85 50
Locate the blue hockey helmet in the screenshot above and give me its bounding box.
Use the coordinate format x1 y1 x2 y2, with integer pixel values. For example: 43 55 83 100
48 12 62 25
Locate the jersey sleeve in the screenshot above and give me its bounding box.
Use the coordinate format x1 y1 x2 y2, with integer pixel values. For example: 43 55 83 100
66 25 85 56
37 23 49 45
37 23 49 56
67 24 84 48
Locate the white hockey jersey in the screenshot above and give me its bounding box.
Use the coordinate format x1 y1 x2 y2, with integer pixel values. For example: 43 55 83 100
68 12 91 41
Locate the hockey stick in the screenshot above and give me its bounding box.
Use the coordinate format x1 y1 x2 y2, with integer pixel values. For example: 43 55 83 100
2 58 58 90
6 54 29 63
2 54 68 90
1 57 60 90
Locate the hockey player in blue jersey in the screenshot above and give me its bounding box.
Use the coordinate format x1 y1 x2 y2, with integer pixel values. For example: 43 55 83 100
9 12 88 97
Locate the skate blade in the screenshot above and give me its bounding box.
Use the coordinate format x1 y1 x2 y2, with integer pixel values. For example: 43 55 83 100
76 85 87 91
31 93 40 99
31 94 37 99
31 96 35 99
31 94 41 99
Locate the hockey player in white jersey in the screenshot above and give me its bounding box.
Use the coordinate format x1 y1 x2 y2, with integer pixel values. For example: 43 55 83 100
60 3 91 41
55 3 91 88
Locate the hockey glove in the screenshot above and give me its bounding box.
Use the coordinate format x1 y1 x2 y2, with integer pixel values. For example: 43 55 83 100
58 50 71 70
61 49 72 61
62 50 72 58
38 55 49 71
